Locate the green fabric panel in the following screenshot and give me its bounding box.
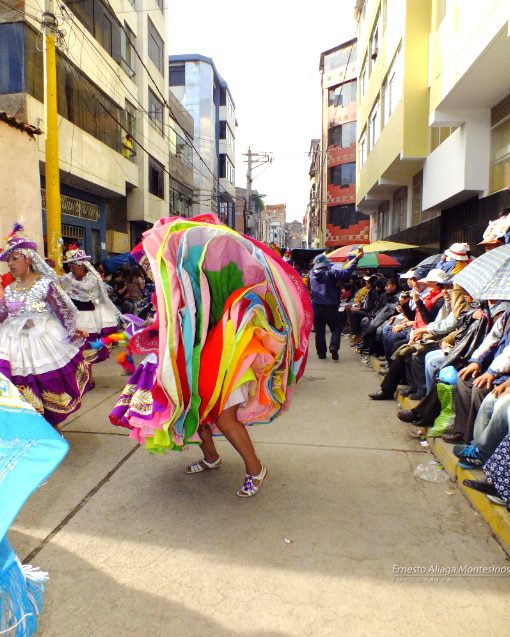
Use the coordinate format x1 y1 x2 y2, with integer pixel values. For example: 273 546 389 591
204 262 245 326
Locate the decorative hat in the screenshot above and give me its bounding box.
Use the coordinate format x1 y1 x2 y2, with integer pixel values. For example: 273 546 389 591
0 223 38 261
478 215 510 245
313 253 331 268
63 244 91 264
419 268 449 284
444 242 470 261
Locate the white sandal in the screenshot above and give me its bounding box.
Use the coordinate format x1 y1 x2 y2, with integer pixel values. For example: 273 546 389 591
184 457 222 474
237 465 267 498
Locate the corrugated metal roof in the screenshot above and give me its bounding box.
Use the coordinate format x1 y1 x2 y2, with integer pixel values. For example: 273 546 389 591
0 112 42 136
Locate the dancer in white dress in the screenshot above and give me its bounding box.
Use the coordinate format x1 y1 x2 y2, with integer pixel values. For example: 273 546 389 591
61 247 119 363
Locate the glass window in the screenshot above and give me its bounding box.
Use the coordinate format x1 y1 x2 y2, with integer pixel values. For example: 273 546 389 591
327 205 358 228
359 129 367 167
369 8 380 73
360 56 367 98
149 156 164 198
148 19 164 74
148 88 164 135
175 132 192 168
392 186 408 233
169 64 185 86
329 163 356 187
491 117 510 193
324 43 357 72
329 122 356 148
382 47 402 127
121 24 135 77
368 97 380 151
328 80 357 107
0 23 25 95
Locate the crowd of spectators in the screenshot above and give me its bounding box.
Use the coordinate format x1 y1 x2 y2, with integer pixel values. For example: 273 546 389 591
309 210 510 511
92 263 155 319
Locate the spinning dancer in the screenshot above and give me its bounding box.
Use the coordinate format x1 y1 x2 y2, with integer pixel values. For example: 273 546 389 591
111 214 312 497
61 246 119 363
0 372 69 636
0 225 90 426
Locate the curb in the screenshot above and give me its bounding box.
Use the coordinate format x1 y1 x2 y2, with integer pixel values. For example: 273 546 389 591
369 355 510 555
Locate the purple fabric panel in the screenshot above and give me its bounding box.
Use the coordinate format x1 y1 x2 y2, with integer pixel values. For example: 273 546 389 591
46 282 77 337
0 352 90 426
110 361 161 429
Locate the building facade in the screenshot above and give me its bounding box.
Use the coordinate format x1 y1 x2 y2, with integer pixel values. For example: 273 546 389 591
168 88 194 218
169 54 237 227
0 0 174 259
355 0 510 253
261 204 286 245
320 39 370 248
304 139 321 247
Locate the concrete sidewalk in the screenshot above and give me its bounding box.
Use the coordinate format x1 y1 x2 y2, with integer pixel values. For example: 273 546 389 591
10 345 510 636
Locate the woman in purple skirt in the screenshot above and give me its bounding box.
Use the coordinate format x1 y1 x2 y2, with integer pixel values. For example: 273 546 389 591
0 225 90 427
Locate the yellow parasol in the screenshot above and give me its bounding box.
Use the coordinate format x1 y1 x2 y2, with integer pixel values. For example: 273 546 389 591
363 240 419 253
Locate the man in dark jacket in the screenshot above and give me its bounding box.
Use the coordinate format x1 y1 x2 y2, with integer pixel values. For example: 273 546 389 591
310 248 363 360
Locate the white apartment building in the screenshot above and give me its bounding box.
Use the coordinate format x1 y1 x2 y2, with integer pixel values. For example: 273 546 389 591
169 55 237 227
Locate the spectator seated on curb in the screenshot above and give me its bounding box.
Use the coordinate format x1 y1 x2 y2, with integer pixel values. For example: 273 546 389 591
440 306 510 444
453 379 510 469
349 275 379 344
380 268 429 362
438 242 471 275
357 278 401 357
368 269 447 401
396 300 506 431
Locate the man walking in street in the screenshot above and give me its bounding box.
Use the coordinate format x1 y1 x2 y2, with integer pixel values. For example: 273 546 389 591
309 247 363 360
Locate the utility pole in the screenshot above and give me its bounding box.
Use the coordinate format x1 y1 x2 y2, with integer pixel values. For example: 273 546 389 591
242 148 272 240
42 0 62 271
245 147 252 236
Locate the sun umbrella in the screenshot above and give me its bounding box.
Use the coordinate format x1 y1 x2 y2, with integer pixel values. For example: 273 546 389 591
453 245 510 300
363 240 419 253
342 253 400 269
416 253 442 268
327 244 361 261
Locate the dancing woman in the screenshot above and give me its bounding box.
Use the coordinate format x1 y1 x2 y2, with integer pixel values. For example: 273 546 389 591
61 246 119 362
0 226 90 426
111 215 312 497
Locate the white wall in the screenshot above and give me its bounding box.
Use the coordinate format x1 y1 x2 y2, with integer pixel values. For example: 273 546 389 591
0 122 44 271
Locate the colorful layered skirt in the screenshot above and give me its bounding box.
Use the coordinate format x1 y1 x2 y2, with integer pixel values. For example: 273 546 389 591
110 214 312 453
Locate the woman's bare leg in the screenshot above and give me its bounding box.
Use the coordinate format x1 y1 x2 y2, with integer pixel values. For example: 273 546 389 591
216 405 262 476
198 425 220 464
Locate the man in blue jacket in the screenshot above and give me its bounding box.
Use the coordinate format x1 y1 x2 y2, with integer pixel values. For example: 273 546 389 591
309 247 363 360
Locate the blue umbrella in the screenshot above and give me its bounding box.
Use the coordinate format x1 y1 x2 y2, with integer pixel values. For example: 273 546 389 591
453 245 510 300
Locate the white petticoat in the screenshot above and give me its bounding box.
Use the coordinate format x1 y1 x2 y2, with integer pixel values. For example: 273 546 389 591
0 313 81 377
76 302 118 335
224 383 249 409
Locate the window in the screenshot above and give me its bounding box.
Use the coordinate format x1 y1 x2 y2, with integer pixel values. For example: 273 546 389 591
169 64 185 86
369 8 380 73
175 132 192 168
329 121 356 148
324 43 357 72
368 97 380 151
360 56 367 98
220 87 227 106
148 19 163 74
328 80 357 107
121 100 137 160
491 94 510 193
121 24 135 77
67 0 121 62
392 186 408 233
327 204 358 228
148 156 164 198
148 89 163 135
382 47 402 126
329 163 356 187
359 129 367 167
219 121 235 152
219 154 235 184
412 171 423 225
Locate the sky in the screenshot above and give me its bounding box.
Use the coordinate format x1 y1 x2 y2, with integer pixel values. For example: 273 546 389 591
168 0 357 221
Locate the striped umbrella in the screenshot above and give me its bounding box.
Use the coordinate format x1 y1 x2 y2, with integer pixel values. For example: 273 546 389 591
327 244 361 261
453 245 510 300
342 253 400 269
